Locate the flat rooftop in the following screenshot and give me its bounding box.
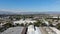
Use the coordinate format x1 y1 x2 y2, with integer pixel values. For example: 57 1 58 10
1 26 24 34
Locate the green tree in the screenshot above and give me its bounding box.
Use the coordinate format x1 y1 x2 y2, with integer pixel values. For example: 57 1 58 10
3 23 13 28
56 23 60 30
34 20 42 27
20 23 24 26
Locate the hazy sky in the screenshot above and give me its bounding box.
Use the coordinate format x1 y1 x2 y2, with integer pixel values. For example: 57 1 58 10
0 0 60 12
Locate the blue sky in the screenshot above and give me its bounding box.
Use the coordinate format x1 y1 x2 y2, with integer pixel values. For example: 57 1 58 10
0 0 60 12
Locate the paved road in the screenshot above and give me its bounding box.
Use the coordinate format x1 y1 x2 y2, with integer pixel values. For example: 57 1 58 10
21 27 26 34
39 27 48 34
42 18 49 25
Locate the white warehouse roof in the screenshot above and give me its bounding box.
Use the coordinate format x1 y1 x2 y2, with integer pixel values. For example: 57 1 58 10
27 25 42 34
13 19 37 25
1 27 24 34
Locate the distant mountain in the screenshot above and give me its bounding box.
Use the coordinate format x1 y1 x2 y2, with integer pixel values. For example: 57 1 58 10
19 11 60 14
0 11 60 15
43 11 60 14
0 11 15 15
